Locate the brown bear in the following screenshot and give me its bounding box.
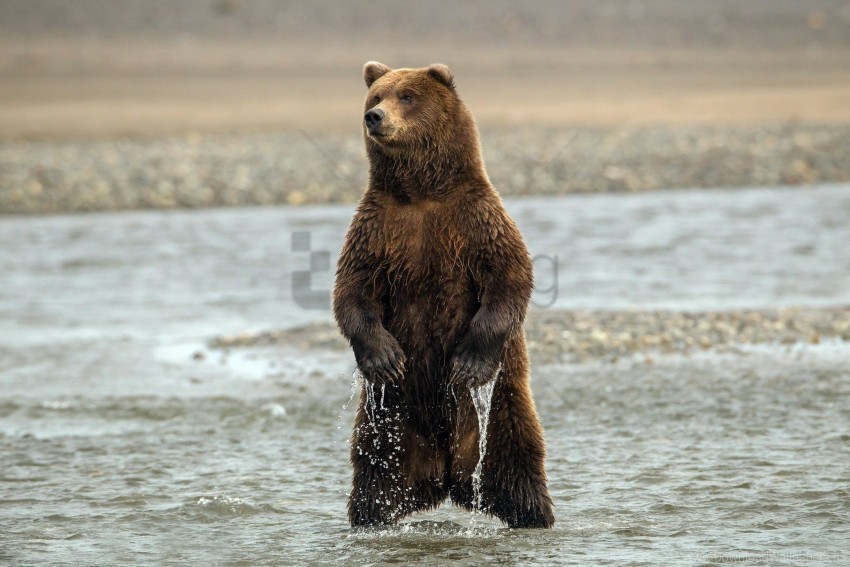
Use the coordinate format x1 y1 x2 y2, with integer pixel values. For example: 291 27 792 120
333 61 554 528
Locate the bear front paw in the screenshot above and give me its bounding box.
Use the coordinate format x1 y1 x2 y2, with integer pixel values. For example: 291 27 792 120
449 351 501 388
353 332 406 384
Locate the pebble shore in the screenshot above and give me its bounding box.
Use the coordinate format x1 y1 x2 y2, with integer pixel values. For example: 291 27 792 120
210 307 850 365
3 123 850 214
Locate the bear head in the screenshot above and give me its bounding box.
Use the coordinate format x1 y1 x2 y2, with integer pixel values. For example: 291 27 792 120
362 61 476 156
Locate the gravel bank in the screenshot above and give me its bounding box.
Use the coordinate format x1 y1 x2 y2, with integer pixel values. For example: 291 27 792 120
3 123 850 214
210 306 850 365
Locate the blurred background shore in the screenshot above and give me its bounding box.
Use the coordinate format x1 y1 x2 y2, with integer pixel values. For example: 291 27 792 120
2 0 849 213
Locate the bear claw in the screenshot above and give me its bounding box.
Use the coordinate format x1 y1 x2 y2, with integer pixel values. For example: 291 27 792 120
449 353 500 388
354 335 406 384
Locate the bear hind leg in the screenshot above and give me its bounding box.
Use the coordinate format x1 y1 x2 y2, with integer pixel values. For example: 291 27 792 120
348 408 449 526
348 468 448 526
448 458 554 528
448 384 554 529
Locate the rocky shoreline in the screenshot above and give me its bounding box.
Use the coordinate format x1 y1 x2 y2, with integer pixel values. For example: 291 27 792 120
3 123 850 215
210 306 850 365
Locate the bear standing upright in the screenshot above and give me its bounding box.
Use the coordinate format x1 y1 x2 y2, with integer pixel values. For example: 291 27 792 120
333 61 554 528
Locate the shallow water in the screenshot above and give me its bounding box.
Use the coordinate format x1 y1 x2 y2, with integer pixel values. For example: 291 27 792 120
1 185 849 565
2 346 848 565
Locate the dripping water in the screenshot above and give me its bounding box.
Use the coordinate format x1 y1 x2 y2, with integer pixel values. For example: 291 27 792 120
335 369 364 496
364 378 378 431
346 369 362 411
468 366 500 512
352 370 406 515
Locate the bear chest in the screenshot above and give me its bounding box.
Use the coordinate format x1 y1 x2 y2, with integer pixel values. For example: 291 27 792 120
375 201 468 284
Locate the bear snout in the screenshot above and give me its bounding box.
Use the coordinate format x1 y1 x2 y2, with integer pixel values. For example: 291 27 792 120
364 108 385 134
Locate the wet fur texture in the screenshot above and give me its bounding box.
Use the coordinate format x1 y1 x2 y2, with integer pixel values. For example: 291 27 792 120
333 62 554 528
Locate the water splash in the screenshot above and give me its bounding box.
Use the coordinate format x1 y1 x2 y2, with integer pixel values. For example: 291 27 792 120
338 369 363 434
469 366 500 512
349 370 409 520
349 369 363 405
347 520 499 539
364 379 379 433
336 369 364 496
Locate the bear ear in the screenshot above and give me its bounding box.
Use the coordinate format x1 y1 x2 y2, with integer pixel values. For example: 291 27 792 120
364 61 392 88
426 63 455 90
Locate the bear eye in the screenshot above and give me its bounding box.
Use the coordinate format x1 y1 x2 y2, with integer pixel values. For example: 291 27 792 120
399 93 414 104
372 94 382 104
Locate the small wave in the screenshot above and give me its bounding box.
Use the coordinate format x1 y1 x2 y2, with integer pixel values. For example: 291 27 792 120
611 526 657 537
186 494 281 519
39 400 73 410
260 403 287 418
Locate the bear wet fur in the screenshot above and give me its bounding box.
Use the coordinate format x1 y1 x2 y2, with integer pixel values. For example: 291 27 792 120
333 61 554 528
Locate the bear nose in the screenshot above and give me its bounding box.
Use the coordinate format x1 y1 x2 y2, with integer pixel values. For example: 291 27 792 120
364 108 385 130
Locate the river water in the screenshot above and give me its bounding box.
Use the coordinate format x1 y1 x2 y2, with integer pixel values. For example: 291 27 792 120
1 184 849 565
